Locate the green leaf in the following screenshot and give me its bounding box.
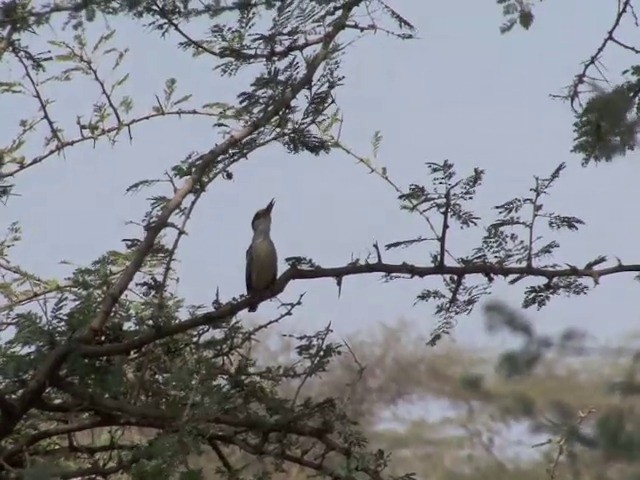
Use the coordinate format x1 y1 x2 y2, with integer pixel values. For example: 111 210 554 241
172 94 193 107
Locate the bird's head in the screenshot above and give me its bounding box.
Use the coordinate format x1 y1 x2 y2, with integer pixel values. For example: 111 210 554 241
251 198 275 233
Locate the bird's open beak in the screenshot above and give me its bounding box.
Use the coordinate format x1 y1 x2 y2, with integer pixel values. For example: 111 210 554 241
265 198 275 213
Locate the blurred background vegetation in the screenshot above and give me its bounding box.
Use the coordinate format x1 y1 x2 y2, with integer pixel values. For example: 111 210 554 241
285 307 640 480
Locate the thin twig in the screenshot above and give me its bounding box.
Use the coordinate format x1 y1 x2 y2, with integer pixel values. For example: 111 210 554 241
0 109 220 180
12 47 63 146
335 141 460 265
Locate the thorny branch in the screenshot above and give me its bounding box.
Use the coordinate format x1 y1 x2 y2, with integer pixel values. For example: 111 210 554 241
564 0 637 110
0 109 220 180
75 44 125 127
12 47 63 147
68 257 640 359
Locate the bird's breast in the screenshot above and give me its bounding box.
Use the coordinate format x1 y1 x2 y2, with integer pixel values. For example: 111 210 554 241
250 238 278 290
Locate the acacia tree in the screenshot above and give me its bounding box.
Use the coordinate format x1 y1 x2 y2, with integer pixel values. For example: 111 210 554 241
0 0 639 478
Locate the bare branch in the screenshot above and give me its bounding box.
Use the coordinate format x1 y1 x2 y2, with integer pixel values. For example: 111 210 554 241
0 109 220 180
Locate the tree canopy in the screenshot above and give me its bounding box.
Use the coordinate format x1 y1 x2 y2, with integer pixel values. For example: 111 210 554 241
1 0 640 478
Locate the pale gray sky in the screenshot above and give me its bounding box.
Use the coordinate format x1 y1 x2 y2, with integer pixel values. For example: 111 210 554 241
2 0 639 349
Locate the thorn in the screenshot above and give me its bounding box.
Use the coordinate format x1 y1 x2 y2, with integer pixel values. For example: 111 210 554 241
154 94 164 112
212 286 222 309
373 241 382 263
336 276 343 298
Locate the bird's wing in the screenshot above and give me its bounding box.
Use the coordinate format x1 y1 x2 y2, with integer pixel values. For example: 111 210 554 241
268 247 278 287
245 245 253 294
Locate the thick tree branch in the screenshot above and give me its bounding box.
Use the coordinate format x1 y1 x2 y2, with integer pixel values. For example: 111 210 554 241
53 376 332 438
2 418 114 465
0 25 16 59
76 258 640 358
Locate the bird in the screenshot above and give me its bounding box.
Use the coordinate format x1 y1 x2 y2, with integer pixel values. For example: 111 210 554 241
245 198 278 312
